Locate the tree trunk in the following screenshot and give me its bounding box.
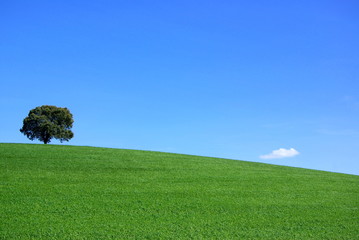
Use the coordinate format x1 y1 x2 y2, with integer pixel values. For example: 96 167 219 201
43 133 50 144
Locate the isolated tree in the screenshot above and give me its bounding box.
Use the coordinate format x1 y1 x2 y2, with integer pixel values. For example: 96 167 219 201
20 105 74 144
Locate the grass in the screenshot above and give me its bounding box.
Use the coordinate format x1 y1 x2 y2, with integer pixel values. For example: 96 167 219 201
1 143 358 239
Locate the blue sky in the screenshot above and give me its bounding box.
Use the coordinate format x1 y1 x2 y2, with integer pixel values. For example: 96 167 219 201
1 0 358 175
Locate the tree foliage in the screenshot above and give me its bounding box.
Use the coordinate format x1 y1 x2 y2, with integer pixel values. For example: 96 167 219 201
20 105 74 144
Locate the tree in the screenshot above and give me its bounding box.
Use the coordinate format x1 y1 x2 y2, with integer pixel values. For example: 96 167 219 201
20 105 74 144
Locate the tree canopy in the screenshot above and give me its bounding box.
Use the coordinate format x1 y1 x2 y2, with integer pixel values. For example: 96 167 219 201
20 105 74 144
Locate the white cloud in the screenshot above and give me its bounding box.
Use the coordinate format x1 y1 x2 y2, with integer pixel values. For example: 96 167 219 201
260 148 299 159
317 129 359 136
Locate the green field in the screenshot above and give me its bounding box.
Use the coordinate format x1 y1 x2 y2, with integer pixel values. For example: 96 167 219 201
1 143 358 239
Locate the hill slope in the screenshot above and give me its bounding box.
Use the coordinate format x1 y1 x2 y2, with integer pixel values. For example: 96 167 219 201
1 143 358 239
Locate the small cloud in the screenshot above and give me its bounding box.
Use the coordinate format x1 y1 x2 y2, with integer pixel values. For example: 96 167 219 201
317 129 359 136
260 148 299 159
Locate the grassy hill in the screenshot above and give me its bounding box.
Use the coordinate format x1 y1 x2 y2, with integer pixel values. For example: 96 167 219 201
1 143 358 239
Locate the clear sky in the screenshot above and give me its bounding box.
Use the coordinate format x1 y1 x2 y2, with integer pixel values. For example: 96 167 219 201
1 0 358 175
